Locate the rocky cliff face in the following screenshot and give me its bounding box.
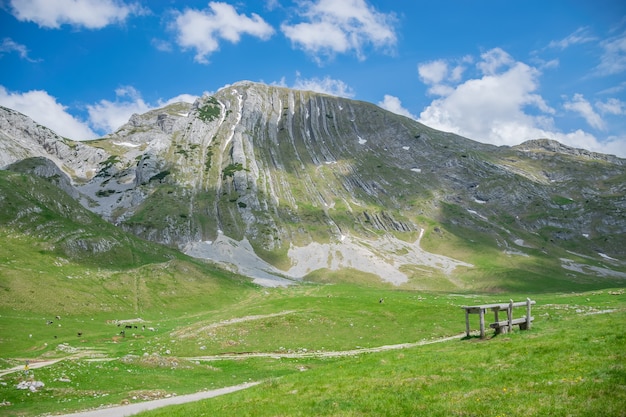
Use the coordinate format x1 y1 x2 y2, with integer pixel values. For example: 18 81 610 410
1 82 625 287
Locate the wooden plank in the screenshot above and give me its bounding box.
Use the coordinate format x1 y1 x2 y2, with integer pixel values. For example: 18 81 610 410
461 300 535 310
479 309 485 338
489 317 534 328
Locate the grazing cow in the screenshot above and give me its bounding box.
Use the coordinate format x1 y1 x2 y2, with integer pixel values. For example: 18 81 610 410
119 330 125 337
379 298 384 304
46 320 54 325
125 325 132 329
77 332 82 337
55 315 61 320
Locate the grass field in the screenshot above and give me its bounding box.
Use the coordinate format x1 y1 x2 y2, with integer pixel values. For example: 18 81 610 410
0 283 624 417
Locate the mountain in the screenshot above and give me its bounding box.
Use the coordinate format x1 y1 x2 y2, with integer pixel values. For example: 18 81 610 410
1 81 625 290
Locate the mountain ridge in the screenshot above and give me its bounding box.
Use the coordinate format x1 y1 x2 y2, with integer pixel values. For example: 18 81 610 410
1 81 625 289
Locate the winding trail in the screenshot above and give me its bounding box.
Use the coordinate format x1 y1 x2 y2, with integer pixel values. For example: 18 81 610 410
52 382 261 417
187 333 465 361
4 333 465 417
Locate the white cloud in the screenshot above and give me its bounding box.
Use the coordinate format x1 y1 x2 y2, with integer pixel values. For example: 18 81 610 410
477 48 514 75
418 51 554 146
151 38 173 52
160 94 199 107
418 57 471 93
563 94 606 130
172 2 274 64
596 98 626 115
548 27 597 49
378 95 416 119
86 86 198 133
9 0 146 29
0 37 39 62
0 86 97 140
281 0 397 61
417 60 448 85
596 31 626 76
416 48 626 157
291 74 355 98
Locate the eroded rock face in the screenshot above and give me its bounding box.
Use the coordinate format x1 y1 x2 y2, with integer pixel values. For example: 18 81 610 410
1 83 625 285
0 106 107 179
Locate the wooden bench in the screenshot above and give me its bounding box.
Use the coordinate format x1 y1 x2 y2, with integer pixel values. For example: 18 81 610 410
462 299 535 338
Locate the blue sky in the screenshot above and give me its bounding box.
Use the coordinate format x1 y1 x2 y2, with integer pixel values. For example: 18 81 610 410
1 0 626 157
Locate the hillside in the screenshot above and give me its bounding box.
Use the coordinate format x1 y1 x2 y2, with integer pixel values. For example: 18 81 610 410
1 81 625 291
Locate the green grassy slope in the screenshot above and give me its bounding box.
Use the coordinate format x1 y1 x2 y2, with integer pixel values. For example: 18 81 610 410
0 284 624 417
0 151 625 417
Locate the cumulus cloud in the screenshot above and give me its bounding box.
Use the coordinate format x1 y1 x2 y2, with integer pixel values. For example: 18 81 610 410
0 86 98 140
281 0 397 62
86 86 198 133
378 95 416 119
418 49 554 145
416 48 626 156
418 55 471 94
171 2 274 64
418 60 448 85
291 74 355 98
86 86 151 133
0 38 40 62
8 0 146 29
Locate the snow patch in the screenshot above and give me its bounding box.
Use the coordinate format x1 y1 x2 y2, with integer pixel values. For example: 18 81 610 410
599 253 618 261
466 209 488 221
402 146 410 150
410 168 421 173
357 136 367 145
113 142 141 148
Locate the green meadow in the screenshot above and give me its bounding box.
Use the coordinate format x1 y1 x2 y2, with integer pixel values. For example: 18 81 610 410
1 169 625 416
0 281 624 417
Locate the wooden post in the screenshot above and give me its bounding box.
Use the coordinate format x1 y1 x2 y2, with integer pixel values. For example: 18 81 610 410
525 298 532 330
465 308 470 337
479 308 485 338
507 300 513 334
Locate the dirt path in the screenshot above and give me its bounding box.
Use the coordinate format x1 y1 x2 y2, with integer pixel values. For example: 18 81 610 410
52 381 261 417
187 333 465 361
3 334 464 416
0 358 65 377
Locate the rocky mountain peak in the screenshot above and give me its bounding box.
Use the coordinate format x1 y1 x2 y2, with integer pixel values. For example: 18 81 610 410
1 83 625 288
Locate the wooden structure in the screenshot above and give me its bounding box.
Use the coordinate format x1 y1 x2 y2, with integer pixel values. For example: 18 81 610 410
461 298 535 338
